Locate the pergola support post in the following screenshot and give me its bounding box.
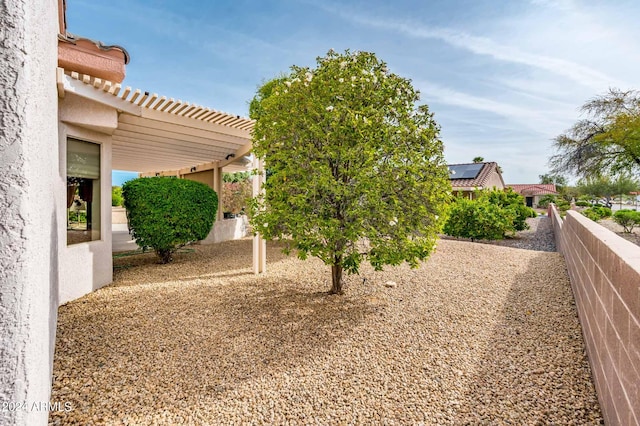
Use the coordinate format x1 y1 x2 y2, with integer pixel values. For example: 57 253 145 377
213 165 223 222
252 157 266 274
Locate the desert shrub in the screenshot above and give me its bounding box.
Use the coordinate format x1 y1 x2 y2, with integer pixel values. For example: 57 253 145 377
537 194 556 209
123 177 218 263
480 188 534 231
112 186 124 207
556 199 571 212
613 209 640 232
582 208 601 221
582 206 611 222
443 197 514 241
595 205 612 218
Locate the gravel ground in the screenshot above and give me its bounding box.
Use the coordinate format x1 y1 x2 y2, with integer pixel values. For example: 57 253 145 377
442 216 557 253
597 217 640 247
50 231 602 425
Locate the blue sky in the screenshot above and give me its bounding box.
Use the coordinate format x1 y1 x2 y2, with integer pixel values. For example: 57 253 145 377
65 0 640 186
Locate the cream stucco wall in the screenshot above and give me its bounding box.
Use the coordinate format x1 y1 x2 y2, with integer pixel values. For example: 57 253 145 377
483 169 505 190
0 0 59 425
58 95 115 304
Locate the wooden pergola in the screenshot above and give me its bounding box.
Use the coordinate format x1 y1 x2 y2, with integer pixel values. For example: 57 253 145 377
58 68 267 273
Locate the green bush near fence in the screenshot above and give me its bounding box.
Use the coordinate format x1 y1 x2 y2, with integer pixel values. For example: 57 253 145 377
443 188 535 241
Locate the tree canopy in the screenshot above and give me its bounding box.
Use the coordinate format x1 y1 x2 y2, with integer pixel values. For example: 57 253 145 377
576 174 638 201
249 49 450 294
550 88 640 178
539 173 567 189
472 156 484 163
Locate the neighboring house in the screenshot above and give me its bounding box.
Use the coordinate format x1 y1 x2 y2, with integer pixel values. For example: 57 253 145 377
448 162 505 198
508 184 559 208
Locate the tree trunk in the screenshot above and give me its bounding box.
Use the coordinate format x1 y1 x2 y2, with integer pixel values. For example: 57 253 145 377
330 264 344 294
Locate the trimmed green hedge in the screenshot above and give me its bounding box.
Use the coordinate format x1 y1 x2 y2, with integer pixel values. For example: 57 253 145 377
123 177 218 263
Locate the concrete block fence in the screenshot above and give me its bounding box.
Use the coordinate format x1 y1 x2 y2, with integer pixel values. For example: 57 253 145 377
549 205 639 425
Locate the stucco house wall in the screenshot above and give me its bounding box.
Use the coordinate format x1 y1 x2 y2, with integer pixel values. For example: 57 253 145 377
0 0 59 425
483 171 505 190
58 94 115 305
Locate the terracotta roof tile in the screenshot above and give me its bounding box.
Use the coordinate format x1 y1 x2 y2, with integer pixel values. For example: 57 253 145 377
508 184 558 196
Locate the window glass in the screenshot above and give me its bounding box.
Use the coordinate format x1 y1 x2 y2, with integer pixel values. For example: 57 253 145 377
67 138 100 245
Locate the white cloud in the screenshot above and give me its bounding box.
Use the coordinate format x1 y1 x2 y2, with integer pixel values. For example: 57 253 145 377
328 10 624 90
416 81 569 133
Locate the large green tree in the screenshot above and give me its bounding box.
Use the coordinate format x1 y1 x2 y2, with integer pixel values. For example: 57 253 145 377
550 89 640 178
250 50 450 294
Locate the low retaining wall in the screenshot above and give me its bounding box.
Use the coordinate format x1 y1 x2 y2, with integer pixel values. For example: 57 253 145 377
549 205 639 425
112 206 127 224
201 216 250 244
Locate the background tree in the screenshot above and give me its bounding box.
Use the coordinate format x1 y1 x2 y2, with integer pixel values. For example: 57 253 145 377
250 49 450 294
539 173 567 191
123 177 218 263
472 156 484 163
111 186 124 207
550 88 640 178
576 174 638 205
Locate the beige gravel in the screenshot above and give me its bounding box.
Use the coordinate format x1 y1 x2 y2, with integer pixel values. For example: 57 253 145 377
50 238 602 425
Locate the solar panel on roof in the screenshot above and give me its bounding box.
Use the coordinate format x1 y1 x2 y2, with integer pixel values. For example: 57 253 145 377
448 163 484 180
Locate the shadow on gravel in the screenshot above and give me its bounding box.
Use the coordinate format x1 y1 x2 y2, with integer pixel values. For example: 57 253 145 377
453 251 602 424
50 275 379 424
112 239 293 286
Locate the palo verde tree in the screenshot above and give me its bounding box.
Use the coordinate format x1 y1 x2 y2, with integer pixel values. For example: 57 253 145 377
550 88 640 178
250 49 450 294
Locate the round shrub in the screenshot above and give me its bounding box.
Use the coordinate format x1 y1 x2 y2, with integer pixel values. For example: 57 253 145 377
581 205 611 222
594 205 612 218
575 201 591 207
480 188 533 231
123 177 218 263
443 197 514 241
537 194 556 209
613 209 640 233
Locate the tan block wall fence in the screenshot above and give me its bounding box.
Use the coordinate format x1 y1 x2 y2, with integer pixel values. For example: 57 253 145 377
549 206 639 425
